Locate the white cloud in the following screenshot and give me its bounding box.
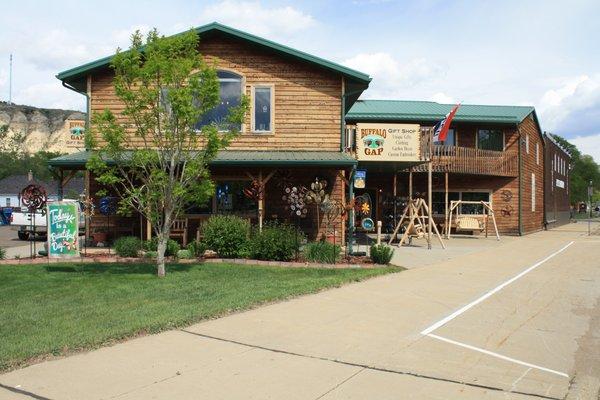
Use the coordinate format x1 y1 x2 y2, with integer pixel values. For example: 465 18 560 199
110 24 153 49
429 92 455 104
538 74 600 132
570 133 600 163
196 1 316 36
343 52 445 99
15 82 84 111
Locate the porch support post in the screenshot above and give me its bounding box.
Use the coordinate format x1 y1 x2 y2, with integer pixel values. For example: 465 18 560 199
427 161 432 250
393 169 397 241
347 166 356 254
408 167 413 222
427 128 433 250
58 169 64 201
444 172 449 238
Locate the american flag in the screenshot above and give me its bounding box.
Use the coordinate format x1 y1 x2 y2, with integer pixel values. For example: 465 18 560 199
433 103 460 143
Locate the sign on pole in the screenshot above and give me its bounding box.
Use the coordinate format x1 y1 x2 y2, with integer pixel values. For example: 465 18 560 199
47 201 80 258
354 170 367 189
356 123 421 162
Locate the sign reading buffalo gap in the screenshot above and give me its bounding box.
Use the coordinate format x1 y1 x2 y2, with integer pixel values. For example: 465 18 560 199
356 123 421 162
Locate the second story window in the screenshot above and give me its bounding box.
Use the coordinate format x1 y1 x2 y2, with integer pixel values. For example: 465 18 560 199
252 85 273 133
195 70 243 131
477 129 503 151
434 128 456 146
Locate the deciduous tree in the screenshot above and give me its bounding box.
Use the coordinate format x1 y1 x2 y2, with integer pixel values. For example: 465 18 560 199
87 29 247 276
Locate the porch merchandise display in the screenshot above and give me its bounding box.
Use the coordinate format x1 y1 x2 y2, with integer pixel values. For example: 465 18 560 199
388 198 446 249
304 178 330 237
447 200 500 240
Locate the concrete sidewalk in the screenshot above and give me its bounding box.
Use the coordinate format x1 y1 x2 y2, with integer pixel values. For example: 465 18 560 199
1 224 599 399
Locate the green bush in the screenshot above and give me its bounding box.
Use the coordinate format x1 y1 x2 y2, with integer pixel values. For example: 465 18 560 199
248 222 304 261
370 244 394 265
0 247 5 260
187 240 207 257
143 238 181 257
114 236 142 258
144 250 158 259
202 215 250 258
303 241 341 264
176 249 193 259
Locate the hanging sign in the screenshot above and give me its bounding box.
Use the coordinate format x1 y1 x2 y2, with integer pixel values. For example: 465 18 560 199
47 201 80 258
356 123 421 162
354 170 367 189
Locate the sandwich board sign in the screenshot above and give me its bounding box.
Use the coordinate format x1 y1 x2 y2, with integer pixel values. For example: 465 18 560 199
47 201 80 258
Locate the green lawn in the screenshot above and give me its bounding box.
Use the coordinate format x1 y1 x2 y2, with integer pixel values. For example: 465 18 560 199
0 262 398 371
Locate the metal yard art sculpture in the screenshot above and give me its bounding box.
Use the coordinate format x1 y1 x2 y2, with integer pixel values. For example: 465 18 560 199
304 178 330 239
99 196 117 251
20 184 48 258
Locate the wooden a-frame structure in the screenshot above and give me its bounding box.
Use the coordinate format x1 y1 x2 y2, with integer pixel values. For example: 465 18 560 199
388 197 446 249
446 200 500 240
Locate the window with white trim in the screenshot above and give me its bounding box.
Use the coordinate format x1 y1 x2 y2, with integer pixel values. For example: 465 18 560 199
252 85 273 133
536 143 539 165
525 133 529 153
531 173 536 212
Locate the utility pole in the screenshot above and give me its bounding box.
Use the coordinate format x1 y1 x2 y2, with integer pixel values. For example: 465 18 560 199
8 54 12 104
588 180 593 235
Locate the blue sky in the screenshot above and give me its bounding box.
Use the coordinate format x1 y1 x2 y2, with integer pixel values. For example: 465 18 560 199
1 0 599 160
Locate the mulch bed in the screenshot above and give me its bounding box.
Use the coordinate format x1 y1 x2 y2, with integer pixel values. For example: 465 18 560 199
0 253 384 269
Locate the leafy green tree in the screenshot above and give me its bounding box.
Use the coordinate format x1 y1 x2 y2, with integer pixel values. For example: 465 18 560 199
86 29 248 277
552 134 600 203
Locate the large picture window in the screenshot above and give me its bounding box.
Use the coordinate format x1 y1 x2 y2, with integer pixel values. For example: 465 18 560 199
432 190 491 215
434 129 456 146
252 86 273 133
195 70 243 131
215 181 257 214
477 129 504 151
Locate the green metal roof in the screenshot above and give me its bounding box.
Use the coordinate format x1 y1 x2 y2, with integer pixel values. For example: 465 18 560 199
48 150 357 168
346 100 536 124
56 22 371 88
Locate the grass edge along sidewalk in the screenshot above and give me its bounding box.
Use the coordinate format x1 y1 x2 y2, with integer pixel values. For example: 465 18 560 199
0 262 400 372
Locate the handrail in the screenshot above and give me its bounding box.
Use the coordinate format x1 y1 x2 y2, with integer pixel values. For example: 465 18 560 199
414 143 517 177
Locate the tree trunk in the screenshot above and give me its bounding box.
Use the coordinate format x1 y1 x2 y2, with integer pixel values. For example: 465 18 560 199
156 234 167 277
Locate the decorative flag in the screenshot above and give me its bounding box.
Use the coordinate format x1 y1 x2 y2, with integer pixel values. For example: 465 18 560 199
433 103 461 143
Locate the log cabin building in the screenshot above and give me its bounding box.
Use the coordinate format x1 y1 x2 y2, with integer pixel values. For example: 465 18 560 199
49 22 568 247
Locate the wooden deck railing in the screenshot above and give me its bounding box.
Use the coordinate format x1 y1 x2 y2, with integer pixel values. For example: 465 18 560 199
414 144 518 177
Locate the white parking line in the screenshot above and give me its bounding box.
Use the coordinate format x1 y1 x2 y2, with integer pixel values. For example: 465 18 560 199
420 241 575 378
421 241 574 335
426 334 569 378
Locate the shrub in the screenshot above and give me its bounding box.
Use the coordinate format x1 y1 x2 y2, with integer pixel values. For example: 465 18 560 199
202 215 250 258
176 249 193 259
187 240 207 257
143 238 181 257
0 247 5 260
114 236 142 258
370 244 394 265
144 250 158 259
248 222 304 261
303 241 341 264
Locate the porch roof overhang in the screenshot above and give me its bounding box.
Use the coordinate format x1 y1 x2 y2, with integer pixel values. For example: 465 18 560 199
48 150 358 169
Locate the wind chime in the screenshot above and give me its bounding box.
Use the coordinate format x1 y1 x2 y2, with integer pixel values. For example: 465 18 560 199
282 185 308 260
20 184 47 258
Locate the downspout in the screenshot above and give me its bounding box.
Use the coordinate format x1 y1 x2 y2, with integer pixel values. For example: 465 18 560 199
517 124 524 235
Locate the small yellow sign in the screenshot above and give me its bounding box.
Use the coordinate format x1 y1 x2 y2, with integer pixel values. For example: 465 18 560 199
356 123 421 162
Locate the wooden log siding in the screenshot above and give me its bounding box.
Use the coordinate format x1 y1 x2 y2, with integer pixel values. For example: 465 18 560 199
90 36 343 151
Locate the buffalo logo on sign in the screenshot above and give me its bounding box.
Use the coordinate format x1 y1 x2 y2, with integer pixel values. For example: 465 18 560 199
356 123 421 162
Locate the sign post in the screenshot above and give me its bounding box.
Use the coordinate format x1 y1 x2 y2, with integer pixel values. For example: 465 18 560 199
47 201 80 258
588 181 593 236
